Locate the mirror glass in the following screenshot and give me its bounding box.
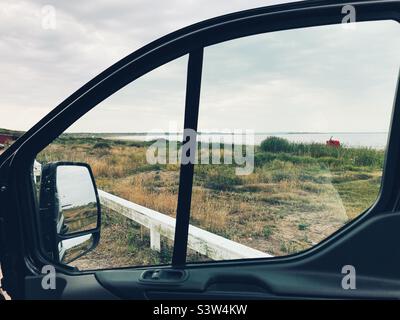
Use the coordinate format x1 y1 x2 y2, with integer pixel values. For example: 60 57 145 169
60 234 94 264
56 165 98 235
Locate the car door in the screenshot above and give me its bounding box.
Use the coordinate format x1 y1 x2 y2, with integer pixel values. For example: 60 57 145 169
0 0 400 300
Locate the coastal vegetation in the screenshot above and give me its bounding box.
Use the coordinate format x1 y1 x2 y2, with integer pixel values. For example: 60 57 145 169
36 135 385 268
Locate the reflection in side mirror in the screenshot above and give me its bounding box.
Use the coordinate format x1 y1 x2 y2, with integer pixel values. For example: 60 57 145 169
59 234 94 264
56 166 98 235
39 162 101 264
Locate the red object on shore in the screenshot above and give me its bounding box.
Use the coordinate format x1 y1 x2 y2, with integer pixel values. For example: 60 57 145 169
326 137 340 147
0 134 14 145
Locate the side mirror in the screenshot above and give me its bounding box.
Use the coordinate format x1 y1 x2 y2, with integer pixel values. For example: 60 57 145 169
39 162 101 264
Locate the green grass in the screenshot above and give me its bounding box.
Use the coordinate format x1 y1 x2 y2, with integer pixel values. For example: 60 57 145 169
334 176 382 219
263 225 273 239
257 137 384 169
195 165 242 190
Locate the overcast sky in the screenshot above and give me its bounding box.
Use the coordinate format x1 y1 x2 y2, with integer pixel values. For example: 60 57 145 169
0 0 399 133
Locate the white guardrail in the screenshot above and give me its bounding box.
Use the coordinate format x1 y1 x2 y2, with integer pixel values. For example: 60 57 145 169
35 161 272 260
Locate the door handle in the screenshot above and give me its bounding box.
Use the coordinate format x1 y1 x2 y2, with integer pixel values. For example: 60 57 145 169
140 269 188 283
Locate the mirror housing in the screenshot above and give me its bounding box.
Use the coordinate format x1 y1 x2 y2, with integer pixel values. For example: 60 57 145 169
38 162 101 264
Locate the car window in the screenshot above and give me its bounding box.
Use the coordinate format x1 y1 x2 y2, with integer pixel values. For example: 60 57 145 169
34 20 399 270
36 55 188 270
187 20 400 262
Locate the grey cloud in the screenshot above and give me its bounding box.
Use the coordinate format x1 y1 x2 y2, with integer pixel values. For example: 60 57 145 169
0 0 287 130
1 0 398 135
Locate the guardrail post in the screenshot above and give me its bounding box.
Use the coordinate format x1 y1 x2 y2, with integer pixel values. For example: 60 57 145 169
150 226 161 252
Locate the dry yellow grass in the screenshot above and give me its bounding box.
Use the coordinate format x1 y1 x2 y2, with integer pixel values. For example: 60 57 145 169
37 140 382 258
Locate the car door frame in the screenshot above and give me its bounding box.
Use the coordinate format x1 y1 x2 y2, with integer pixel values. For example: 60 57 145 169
0 0 399 299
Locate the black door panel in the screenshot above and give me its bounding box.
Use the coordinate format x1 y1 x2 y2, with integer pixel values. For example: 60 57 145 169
94 213 400 299
25 273 119 300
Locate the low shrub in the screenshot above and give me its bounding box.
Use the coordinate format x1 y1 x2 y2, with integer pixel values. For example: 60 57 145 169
263 226 273 239
353 148 383 167
260 137 291 153
93 142 110 149
254 152 277 166
203 167 242 191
